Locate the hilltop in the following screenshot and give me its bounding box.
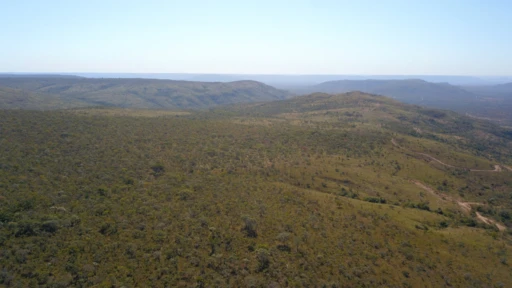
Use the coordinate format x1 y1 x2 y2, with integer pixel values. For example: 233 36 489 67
0 77 290 110
294 79 512 125
0 92 511 287
299 79 476 109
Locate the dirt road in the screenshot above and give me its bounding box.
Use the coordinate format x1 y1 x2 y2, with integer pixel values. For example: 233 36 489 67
470 165 502 172
412 180 506 231
415 153 459 169
476 212 506 231
391 139 506 173
394 139 507 230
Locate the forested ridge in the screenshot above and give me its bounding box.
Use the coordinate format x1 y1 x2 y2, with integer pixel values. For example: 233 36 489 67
0 77 290 110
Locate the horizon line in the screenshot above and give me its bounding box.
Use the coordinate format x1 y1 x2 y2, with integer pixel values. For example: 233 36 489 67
1 72 512 77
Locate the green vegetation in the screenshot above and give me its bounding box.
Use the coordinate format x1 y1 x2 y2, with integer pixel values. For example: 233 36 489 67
0 86 87 110
297 79 512 125
0 92 511 287
0 77 290 110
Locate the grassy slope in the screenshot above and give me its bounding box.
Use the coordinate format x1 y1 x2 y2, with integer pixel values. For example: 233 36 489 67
0 92 511 287
0 78 290 109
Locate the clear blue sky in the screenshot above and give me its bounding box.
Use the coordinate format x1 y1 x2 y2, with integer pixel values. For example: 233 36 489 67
2 0 511 75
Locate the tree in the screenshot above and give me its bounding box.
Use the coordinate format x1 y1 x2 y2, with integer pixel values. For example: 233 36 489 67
241 215 257 238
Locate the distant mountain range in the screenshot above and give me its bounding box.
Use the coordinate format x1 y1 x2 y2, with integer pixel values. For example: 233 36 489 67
3 73 512 86
0 74 83 79
0 77 290 109
73 74 512 86
0 86 87 110
2 75 512 125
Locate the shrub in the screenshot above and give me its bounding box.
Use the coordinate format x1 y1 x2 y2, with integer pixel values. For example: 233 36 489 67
499 210 511 221
242 216 258 238
364 197 387 204
15 221 38 237
255 248 270 272
178 189 193 201
99 222 117 236
151 163 165 177
276 232 291 252
41 220 59 234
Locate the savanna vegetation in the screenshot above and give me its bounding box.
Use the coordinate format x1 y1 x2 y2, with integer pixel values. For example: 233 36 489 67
0 92 511 287
296 79 512 125
0 86 87 110
0 77 289 110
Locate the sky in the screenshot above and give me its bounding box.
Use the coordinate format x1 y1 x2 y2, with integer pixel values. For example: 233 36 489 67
2 0 512 75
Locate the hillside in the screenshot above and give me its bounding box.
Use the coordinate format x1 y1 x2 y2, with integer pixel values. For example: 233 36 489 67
0 86 86 110
1 92 511 287
0 77 290 109
488 82 512 95
300 79 476 110
461 83 512 125
465 82 512 97
295 79 512 125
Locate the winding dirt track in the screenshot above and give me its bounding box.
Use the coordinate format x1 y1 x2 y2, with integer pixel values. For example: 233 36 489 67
476 213 506 231
392 138 508 230
471 165 502 172
391 139 506 173
412 180 506 231
414 153 459 169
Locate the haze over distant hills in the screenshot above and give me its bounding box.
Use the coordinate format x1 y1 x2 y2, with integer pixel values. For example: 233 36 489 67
464 82 512 97
74 74 512 86
4 73 512 86
0 74 83 79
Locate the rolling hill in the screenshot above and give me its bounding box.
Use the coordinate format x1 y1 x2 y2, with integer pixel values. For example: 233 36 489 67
0 86 87 110
299 79 477 110
461 82 512 125
0 77 290 110
1 91 511 287
294 79 512 125
464 82 512 97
